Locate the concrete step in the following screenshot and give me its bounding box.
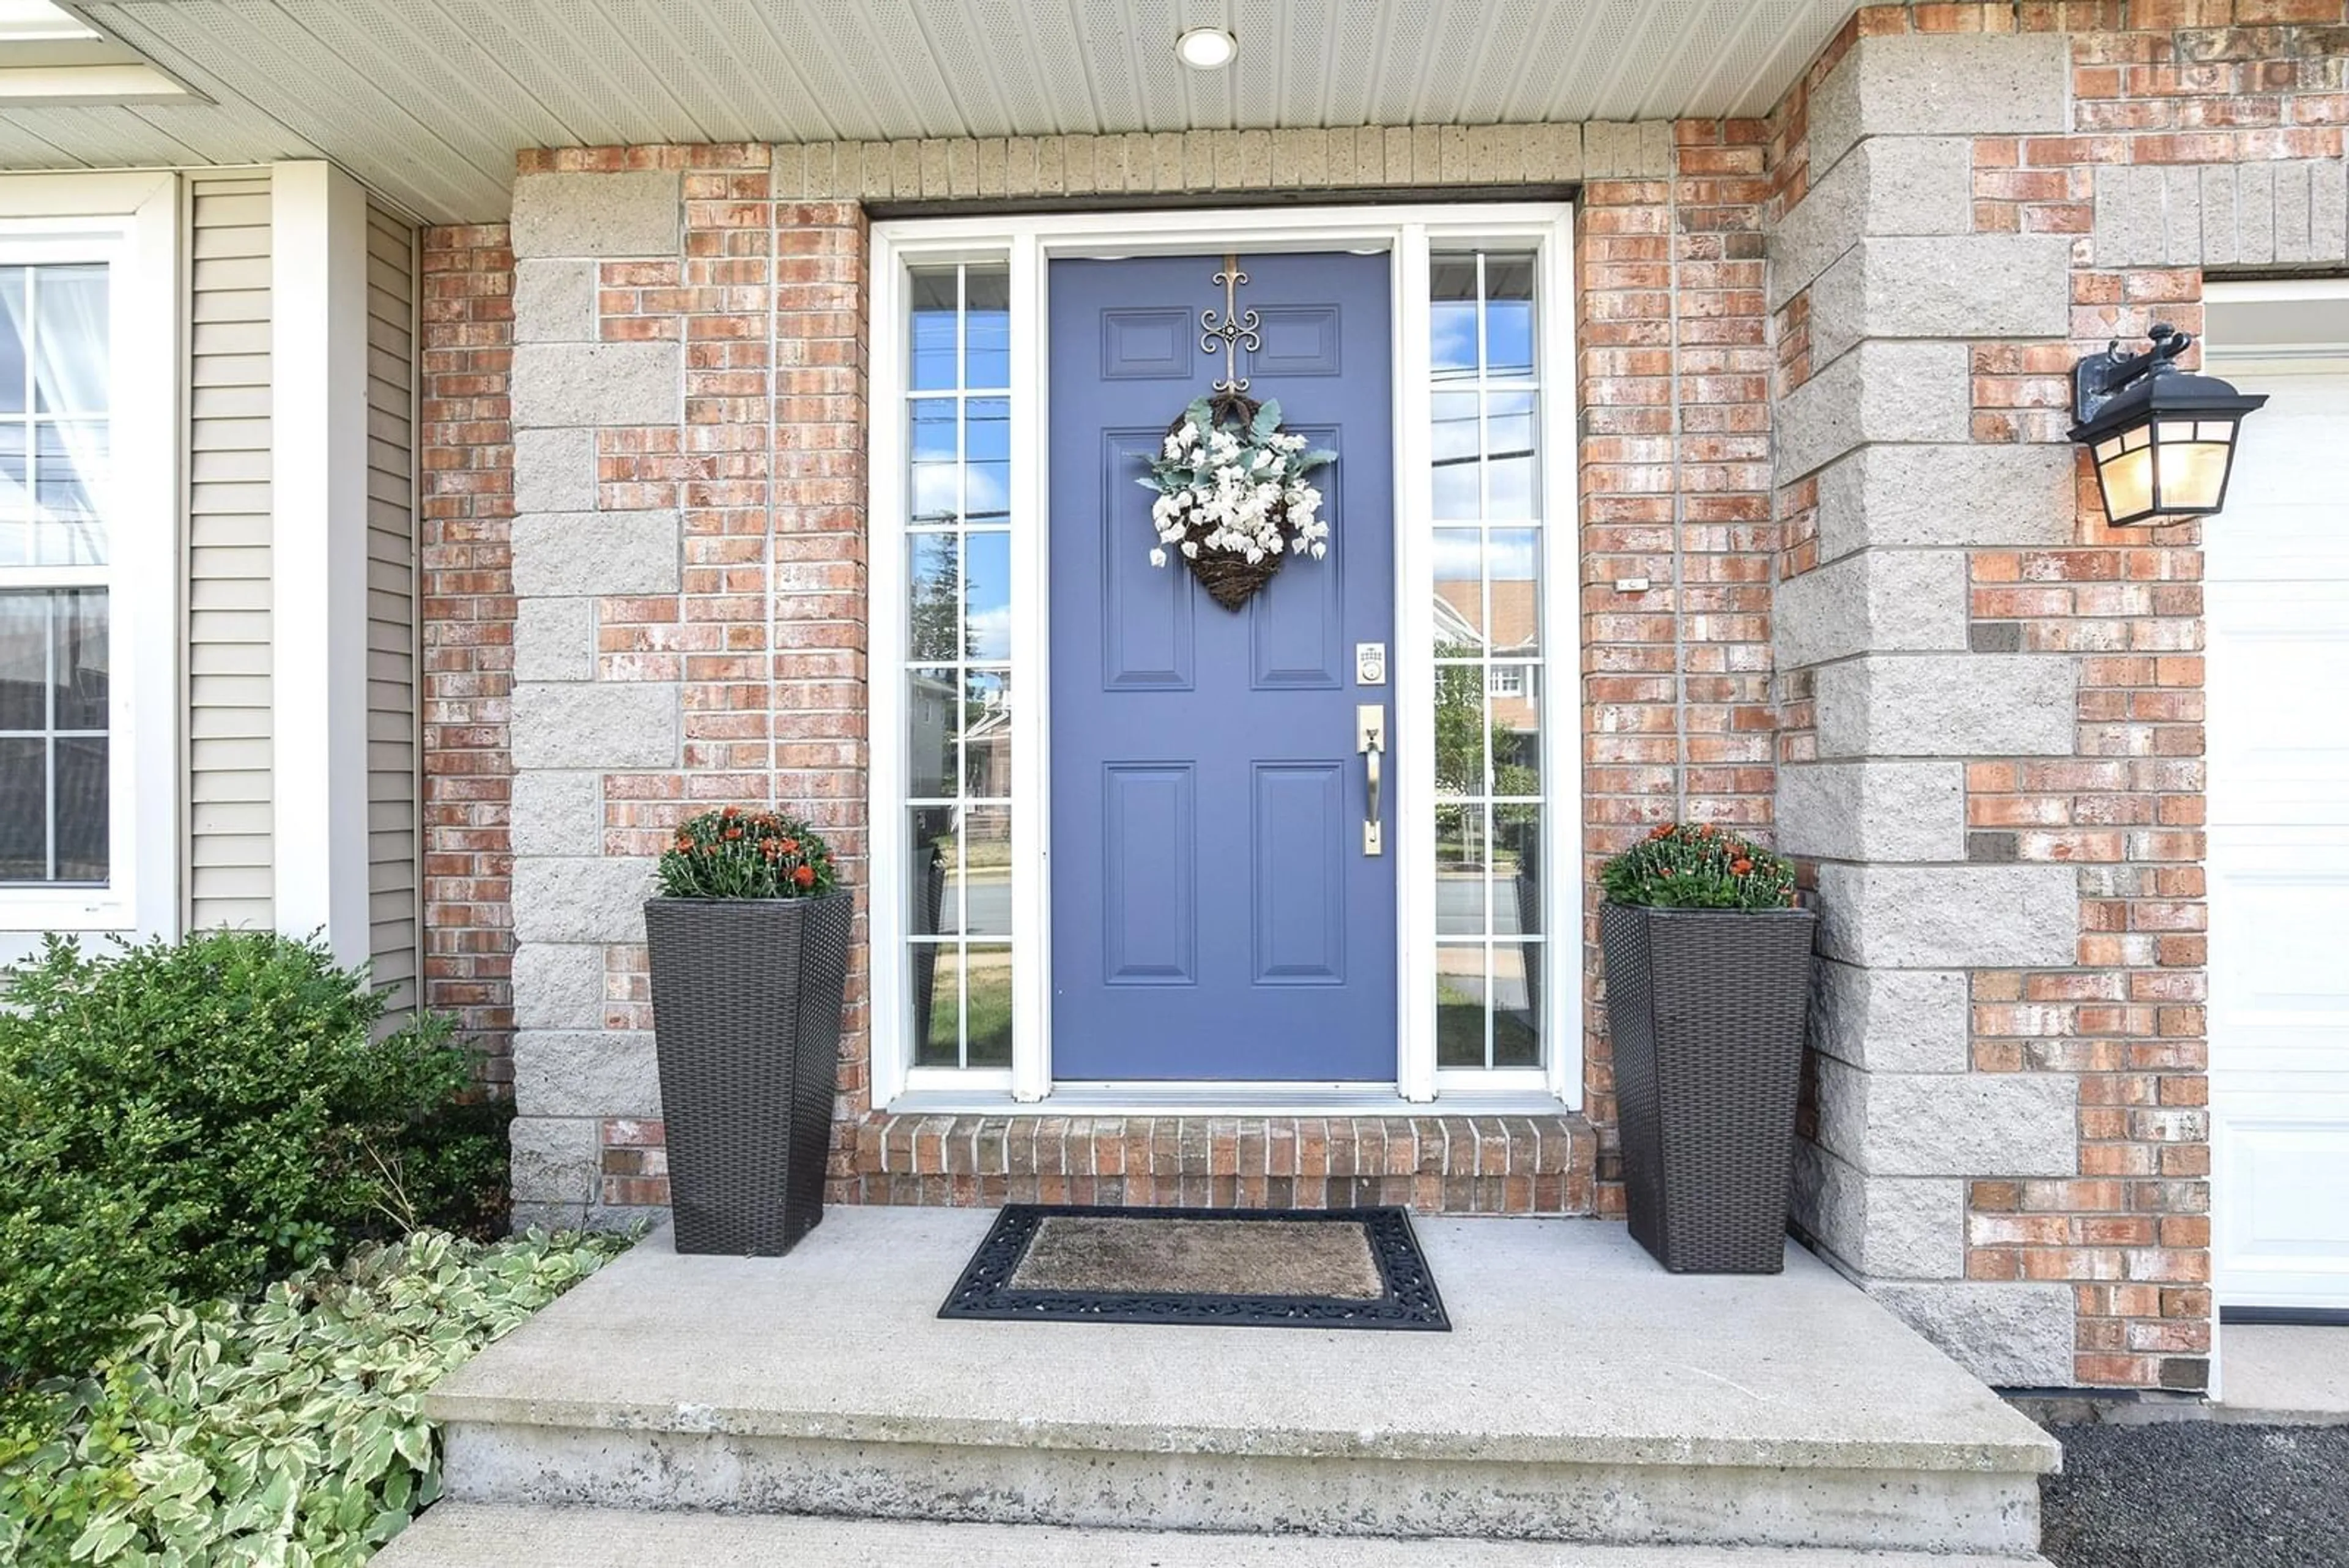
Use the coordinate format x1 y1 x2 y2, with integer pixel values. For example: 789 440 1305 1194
428 1211 2059 1556
375 1504 2055 1567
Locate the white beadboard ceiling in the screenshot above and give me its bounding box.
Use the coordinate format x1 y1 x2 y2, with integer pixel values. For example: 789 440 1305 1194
3 1 1857 222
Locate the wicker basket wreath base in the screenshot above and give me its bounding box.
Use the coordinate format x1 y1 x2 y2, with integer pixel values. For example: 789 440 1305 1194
1189 547 1285 611
1600 901 1816 1274
1164 390 1299 613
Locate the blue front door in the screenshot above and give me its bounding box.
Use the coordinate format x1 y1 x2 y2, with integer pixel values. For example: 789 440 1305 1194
1048 253 1396 1081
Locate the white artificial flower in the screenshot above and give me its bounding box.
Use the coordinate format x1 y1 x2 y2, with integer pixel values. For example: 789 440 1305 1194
1310 541 1327 559
1149 547 1167 568
1181 540 1198 558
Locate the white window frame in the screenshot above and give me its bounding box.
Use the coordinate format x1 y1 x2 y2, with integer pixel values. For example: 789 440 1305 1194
867 204 1579 1113
0 173 178 946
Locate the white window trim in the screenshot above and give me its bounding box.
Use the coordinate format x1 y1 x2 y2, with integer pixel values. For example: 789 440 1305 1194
867 204 1580 1113
269 162 374 970
0 172 178 946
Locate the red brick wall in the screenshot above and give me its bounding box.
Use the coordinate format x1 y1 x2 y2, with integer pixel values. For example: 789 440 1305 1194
1576 123 1779 1205
418 225 518 1080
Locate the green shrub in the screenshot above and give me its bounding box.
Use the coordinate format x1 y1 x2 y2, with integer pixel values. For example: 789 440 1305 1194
0 1228 626 1566
655 806 837 899
1600 822 1799 910
0 931 511 1386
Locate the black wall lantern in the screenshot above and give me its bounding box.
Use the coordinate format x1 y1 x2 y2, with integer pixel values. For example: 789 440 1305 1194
2069 322 2266 527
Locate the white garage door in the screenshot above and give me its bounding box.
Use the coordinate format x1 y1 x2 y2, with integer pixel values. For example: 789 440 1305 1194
2206 302 2349 1315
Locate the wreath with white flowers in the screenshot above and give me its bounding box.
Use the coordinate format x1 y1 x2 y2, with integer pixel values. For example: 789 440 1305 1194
1137 392 1336 611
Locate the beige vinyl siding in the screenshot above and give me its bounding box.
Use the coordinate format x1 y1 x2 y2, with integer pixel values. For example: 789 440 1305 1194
363 200 420 1013
185 173 273 931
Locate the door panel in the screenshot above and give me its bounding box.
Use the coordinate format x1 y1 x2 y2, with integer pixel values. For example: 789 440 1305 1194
2206 354 2349 1309
1048 253 1396 1081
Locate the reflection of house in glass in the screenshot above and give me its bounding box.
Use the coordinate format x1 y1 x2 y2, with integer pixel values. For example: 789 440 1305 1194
1432 568 1543 1069
1433 574 1538 749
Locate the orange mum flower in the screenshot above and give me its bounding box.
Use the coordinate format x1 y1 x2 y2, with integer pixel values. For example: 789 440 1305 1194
793 864 816 888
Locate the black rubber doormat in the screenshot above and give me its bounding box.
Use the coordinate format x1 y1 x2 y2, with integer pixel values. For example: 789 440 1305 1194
937 1204 1450 1330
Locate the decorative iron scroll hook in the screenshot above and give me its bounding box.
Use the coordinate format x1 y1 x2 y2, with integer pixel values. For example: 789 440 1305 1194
1201 251 1261 393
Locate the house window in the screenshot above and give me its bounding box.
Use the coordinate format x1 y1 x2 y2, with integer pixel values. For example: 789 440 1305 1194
0 261 111 888
1430 250 1546 1072
903 262 1015 1069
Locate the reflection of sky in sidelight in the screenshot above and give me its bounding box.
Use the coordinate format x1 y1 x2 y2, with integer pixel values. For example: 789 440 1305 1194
1430 253 1536 383
910 267 1010 391
965 531 1011 660
908 398 1011 526
1433 528 1537 579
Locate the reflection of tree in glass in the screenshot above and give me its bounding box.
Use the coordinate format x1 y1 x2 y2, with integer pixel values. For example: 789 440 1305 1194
909 538 975 663
1433 644 1538 820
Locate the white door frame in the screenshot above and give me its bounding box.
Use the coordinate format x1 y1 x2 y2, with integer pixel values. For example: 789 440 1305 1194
867 203 1579 1113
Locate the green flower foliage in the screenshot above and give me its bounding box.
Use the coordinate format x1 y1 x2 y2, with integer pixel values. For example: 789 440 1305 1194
655 806 837 900
0 931 512 1386
0 1229 626 1567
1600 822 1800 911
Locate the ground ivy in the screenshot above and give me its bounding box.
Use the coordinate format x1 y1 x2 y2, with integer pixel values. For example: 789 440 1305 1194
0 1228 626 1566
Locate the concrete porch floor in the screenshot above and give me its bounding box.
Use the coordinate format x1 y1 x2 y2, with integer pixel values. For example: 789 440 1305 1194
417 1209 2057 1556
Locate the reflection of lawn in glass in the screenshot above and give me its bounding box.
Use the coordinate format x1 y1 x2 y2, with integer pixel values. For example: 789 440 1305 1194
1437 977 1540 1069
919 945 1014 1066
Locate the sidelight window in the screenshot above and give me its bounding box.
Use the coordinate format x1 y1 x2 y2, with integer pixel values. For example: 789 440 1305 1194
902 262 1015 1069
1430 251 1547 1072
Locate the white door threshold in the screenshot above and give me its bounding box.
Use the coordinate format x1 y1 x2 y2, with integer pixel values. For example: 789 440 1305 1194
881 1084 1577 1118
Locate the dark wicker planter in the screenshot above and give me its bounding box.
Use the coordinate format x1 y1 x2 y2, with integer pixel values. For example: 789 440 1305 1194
645 893 853 1257
1600 901 1816 1274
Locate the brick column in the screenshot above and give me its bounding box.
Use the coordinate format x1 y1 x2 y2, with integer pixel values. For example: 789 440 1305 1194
420 226 519 1077
1770 29 2090 1385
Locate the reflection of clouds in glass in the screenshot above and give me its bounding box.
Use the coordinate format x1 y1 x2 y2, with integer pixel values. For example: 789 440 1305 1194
964 532 1010 660
911 461 959 523
967 606 1013 662
963 461 1009 524
1433 307 1477 378
1432 529 1538 578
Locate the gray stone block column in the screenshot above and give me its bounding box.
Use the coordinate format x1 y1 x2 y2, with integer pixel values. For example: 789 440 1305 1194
504 168 688 1228
1769 32 2080 1386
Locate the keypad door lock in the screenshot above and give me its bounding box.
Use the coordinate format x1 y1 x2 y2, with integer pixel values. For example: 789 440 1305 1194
1356 642 1387 686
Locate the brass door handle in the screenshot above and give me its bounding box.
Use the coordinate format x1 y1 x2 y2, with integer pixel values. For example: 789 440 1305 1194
1358 704 1386 856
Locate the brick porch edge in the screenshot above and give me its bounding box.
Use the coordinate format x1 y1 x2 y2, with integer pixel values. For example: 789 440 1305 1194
602 1113 1596 1214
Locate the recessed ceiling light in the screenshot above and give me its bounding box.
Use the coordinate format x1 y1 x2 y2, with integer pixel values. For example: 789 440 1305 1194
1174 26 1238 70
